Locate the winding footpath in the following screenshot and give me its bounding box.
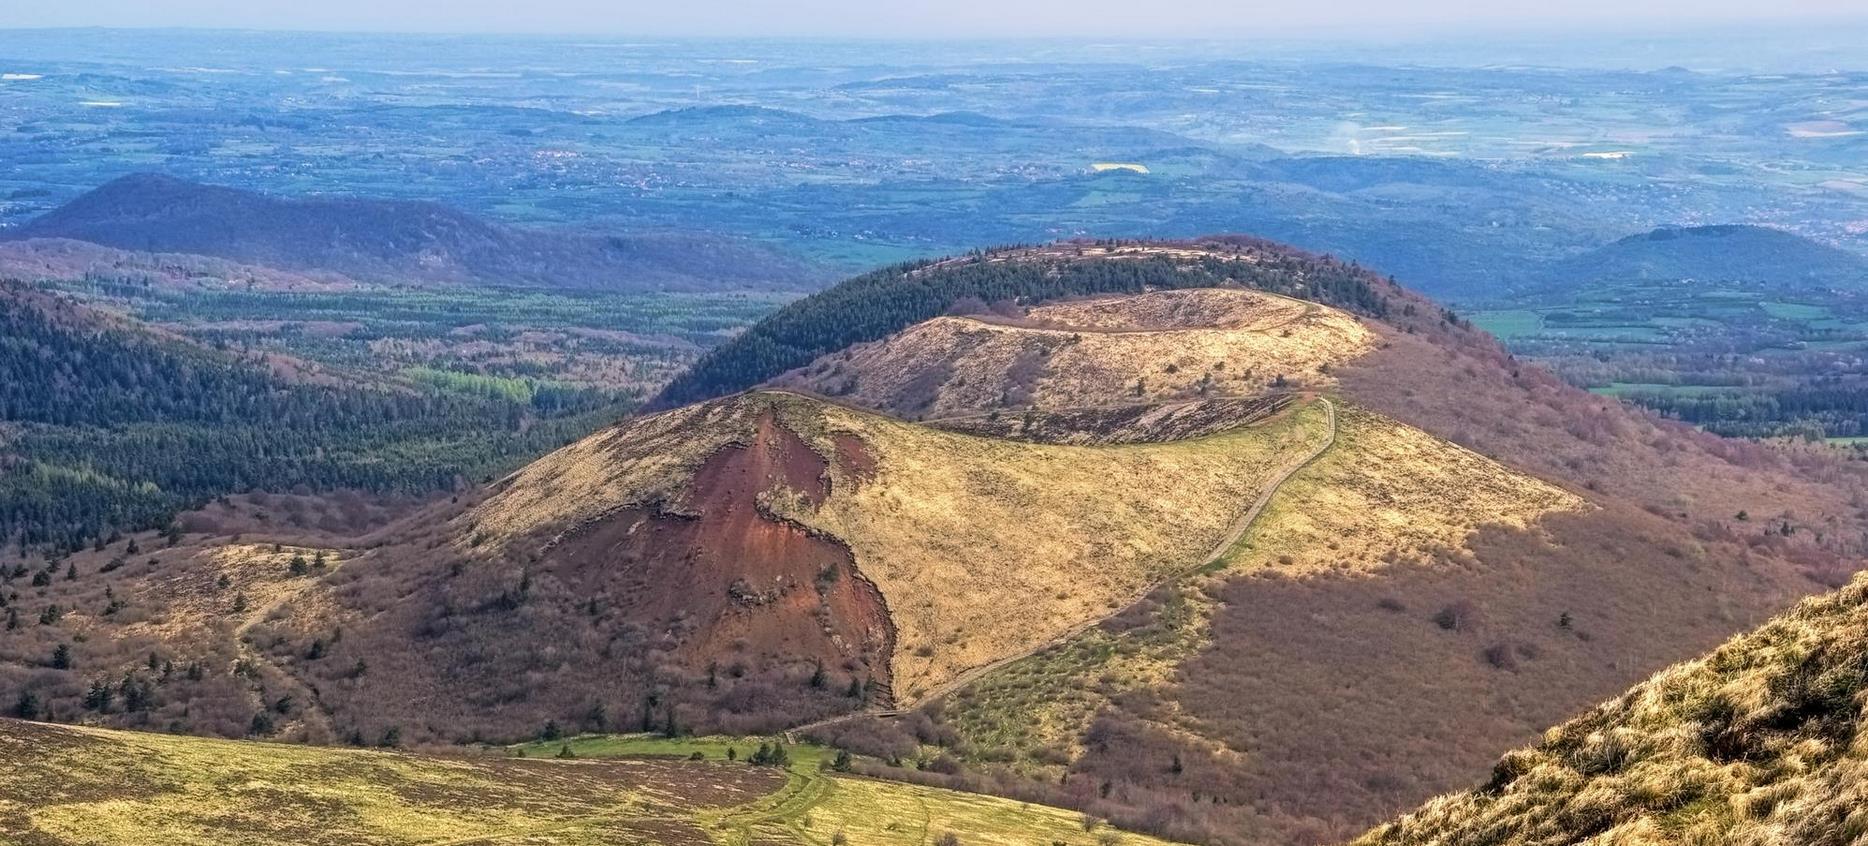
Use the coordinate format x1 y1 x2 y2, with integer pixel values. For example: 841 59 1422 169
787 396 1337 739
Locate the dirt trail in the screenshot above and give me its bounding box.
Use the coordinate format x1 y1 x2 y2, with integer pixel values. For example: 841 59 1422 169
787 397 1338 739
952 295 1316 337
232 566 339 740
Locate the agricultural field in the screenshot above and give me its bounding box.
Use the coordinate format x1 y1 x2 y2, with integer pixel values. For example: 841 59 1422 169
1473 279 1868 439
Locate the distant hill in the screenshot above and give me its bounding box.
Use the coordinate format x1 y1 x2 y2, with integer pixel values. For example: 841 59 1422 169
8 174 825 292
1355 570 1868 846
1539 224 1868 291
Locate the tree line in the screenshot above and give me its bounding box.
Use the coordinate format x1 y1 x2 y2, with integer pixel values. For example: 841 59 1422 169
0 289 629 554
656 239 1394 407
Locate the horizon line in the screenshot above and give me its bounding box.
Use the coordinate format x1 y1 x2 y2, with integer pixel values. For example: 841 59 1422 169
5 17 1868 43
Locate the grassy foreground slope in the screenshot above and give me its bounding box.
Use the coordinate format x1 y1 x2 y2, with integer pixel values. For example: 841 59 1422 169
521 735 1185 846
0 718 786 845
0 718 1181 846
1354 570 1868 846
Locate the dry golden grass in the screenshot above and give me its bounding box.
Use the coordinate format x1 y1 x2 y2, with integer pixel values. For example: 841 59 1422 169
783 396 1333 701
462 389 1331 703
462 397 786 544
800 775 1183 846
0 719 780 846
1352 570 1868 846
1223 403 1587 575
775 288 1373 419
0 719 1187 846
105 544 347 643
937 402 1586 777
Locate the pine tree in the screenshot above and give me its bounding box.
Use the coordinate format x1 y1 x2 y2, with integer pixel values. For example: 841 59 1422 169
84 679 112 712
12 690 41 720
49 643 71 670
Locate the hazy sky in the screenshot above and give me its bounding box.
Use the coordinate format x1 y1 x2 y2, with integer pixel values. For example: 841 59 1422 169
3 0 1866 38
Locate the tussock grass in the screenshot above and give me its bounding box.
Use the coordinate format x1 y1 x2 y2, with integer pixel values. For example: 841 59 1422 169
1353 571 1868 846
804 774 1175 846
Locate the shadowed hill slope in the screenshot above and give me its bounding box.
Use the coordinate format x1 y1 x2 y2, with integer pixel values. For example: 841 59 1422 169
10 174 824 292
1353 569 1868 846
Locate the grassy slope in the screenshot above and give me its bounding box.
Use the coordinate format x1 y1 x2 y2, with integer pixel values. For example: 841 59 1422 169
469 389 1333 703
0 720 1181 846
1353 570 1868 846
0 719 784 845
788 395 1333 700
518 734 1187 846
935 401 1584 777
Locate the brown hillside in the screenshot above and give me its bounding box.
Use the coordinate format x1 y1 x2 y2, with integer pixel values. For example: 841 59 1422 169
0 383 1328 746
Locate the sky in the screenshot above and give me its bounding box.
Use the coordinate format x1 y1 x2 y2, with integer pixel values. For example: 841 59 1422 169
3 0 1866 39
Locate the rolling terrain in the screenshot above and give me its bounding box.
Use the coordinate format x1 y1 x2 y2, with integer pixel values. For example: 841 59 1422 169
1475 225 1868 441
3 237 1866 846
8 174 826 293
0 278 634 554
